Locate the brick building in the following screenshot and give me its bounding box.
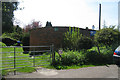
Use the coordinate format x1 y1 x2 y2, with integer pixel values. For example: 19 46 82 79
30 26 96 50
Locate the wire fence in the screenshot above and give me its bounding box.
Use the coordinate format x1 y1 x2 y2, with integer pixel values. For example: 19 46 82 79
0 45 55 75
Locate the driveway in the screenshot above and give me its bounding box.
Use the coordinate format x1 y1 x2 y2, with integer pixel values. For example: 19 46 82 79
4 65 119 78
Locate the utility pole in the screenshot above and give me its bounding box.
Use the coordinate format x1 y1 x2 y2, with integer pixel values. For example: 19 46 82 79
99 4 101 30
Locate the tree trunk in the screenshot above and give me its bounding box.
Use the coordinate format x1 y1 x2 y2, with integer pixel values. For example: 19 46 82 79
96 44 100 54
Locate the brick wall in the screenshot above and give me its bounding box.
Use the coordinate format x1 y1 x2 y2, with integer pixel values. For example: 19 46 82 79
30 26 95 50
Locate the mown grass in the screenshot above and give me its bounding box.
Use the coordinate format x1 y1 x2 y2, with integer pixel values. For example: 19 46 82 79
0 42 51 76
16 67 36 73
2 67 36 76
1 47 51 69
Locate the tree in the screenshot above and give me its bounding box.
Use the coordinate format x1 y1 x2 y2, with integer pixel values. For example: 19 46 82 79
2 2 19 33
24 20 42 32
94 28 120 50
13 25 23 34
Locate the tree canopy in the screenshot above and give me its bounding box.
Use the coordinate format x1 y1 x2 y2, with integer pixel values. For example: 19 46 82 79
2 2 19 33
94 28 120 48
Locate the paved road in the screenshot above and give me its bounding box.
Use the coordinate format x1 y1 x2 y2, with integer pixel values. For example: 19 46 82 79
5 65 119 78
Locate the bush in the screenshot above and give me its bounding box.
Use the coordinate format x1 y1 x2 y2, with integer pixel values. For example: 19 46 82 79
2 32 22 41
54 50 87 66
86 47 113 65
10 32 23 41
22 32 30 54
78 36 93 50
22 32 30 46
63 27 93 51
63 27 82 50
52 46 114 69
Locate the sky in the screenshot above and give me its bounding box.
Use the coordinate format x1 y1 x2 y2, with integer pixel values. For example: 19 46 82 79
13 0 120 30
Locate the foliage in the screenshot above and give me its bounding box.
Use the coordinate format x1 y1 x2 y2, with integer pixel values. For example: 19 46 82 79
13 25 23 34
52 46 114 69
22 32 30 46
94 28 120 48
61 50 86 65
1 31 22 41
63 27 93 50
63 27 82 50
22 32 30 54
86 46 113 65
10 32 23 41
23 20 42 32
54 50 87 66
78 36 93 50
2 2 19 33
0 42 6 46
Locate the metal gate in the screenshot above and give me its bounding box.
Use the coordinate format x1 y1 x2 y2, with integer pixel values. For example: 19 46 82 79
0 45 54 72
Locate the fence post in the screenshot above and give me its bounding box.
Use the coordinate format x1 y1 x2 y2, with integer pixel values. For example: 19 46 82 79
14 47 16 75
52 45 55 64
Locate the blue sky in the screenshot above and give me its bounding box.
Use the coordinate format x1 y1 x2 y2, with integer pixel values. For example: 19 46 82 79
14 0 120 30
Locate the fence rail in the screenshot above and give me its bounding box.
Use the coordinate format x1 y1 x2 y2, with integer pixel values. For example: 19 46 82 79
0 45 55 75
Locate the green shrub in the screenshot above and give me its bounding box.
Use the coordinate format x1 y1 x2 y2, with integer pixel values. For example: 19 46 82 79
53 46 114 69
0 42 6 46
78 36 93 50
2 32 22 41
54 50 87 66
10 32 23 41
63 27 93 51
63 27 82 50
1 33 14 40
22 32 30 46
86 47 113 65
22 32 30 54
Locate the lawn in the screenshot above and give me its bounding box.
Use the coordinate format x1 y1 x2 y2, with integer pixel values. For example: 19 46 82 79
0 42 52 75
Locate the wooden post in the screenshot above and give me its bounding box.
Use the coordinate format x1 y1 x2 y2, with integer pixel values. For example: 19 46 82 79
52 45 55 64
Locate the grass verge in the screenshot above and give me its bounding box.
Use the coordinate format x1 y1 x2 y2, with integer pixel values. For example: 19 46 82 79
16 67 36 73
2 67 36 76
